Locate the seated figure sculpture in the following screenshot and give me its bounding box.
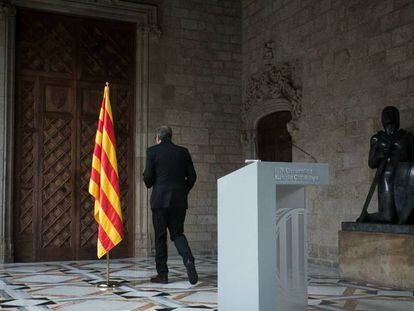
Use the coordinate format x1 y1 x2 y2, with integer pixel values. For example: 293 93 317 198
358 106 414 224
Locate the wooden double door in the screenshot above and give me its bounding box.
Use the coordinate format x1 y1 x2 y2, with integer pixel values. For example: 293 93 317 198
13 10 135 261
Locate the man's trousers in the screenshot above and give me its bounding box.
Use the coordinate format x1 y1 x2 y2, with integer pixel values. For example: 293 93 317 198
152 207 194 277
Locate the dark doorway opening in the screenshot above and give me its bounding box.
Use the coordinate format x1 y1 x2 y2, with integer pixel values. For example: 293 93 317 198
256 111 292 162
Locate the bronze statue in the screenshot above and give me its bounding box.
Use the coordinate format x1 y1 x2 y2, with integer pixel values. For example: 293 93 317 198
357 106 414 224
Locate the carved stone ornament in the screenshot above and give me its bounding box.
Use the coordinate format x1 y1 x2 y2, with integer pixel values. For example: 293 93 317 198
263 41 274 61
138 22 162 40
0 2 16 16
242 63 302 121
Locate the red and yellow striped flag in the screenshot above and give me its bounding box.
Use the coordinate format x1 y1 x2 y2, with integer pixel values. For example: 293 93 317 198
88 83 123 259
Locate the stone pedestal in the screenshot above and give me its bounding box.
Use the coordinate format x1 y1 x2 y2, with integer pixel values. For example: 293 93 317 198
339 222 414 290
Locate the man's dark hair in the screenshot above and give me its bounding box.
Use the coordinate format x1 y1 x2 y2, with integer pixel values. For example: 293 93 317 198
155 126 172 141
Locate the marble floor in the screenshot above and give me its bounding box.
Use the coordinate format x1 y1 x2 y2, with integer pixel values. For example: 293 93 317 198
0 256 412 310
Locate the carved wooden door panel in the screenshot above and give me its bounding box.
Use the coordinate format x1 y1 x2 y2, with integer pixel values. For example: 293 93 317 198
14 10 135 262
257 111 292 162
14 77 38 262
38 79 77 261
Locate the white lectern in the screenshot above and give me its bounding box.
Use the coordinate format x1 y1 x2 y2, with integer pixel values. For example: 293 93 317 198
218 161 329 311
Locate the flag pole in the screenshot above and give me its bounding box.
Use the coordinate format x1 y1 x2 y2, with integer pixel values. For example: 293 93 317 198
96 250 123 288
106 252 109 285
93 81 123 289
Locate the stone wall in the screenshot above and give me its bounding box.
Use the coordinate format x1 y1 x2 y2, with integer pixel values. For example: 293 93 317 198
5 0 412 265
242 0 414 266
143 0 244 255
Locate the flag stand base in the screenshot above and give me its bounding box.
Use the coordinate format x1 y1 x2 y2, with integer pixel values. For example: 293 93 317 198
95 251 124 289
96 280 123 288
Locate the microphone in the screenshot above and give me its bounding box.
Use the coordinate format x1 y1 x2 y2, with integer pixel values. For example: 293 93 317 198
253 135 259 158
245 159 261 164
253 133 318 163
290 142 318 163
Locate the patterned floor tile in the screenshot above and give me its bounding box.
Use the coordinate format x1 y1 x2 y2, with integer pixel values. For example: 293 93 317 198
0 256 410 310
50 299 153 311
1 298 53 307
13 274 79 284
177 291 217 304
29 284 115 298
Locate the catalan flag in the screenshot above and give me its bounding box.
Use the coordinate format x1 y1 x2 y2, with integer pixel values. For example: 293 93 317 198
88 83 123 259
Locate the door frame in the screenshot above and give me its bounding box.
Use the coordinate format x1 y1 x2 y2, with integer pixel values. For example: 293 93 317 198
243 98 293 160
0 0 160 262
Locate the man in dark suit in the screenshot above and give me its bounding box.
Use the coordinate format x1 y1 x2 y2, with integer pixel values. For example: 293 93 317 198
143 126 198 284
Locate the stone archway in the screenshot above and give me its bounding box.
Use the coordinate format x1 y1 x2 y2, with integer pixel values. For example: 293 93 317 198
241 63 302 159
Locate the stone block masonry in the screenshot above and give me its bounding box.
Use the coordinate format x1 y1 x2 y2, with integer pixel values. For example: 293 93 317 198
141 0 244 256
242 0 414 266
4 0 409 266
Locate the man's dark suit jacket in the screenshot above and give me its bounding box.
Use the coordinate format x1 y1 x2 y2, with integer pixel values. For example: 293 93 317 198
143 140 197 209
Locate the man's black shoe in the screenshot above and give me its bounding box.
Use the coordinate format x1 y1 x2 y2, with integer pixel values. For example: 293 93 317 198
150 275 168 284
185 260 198 285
